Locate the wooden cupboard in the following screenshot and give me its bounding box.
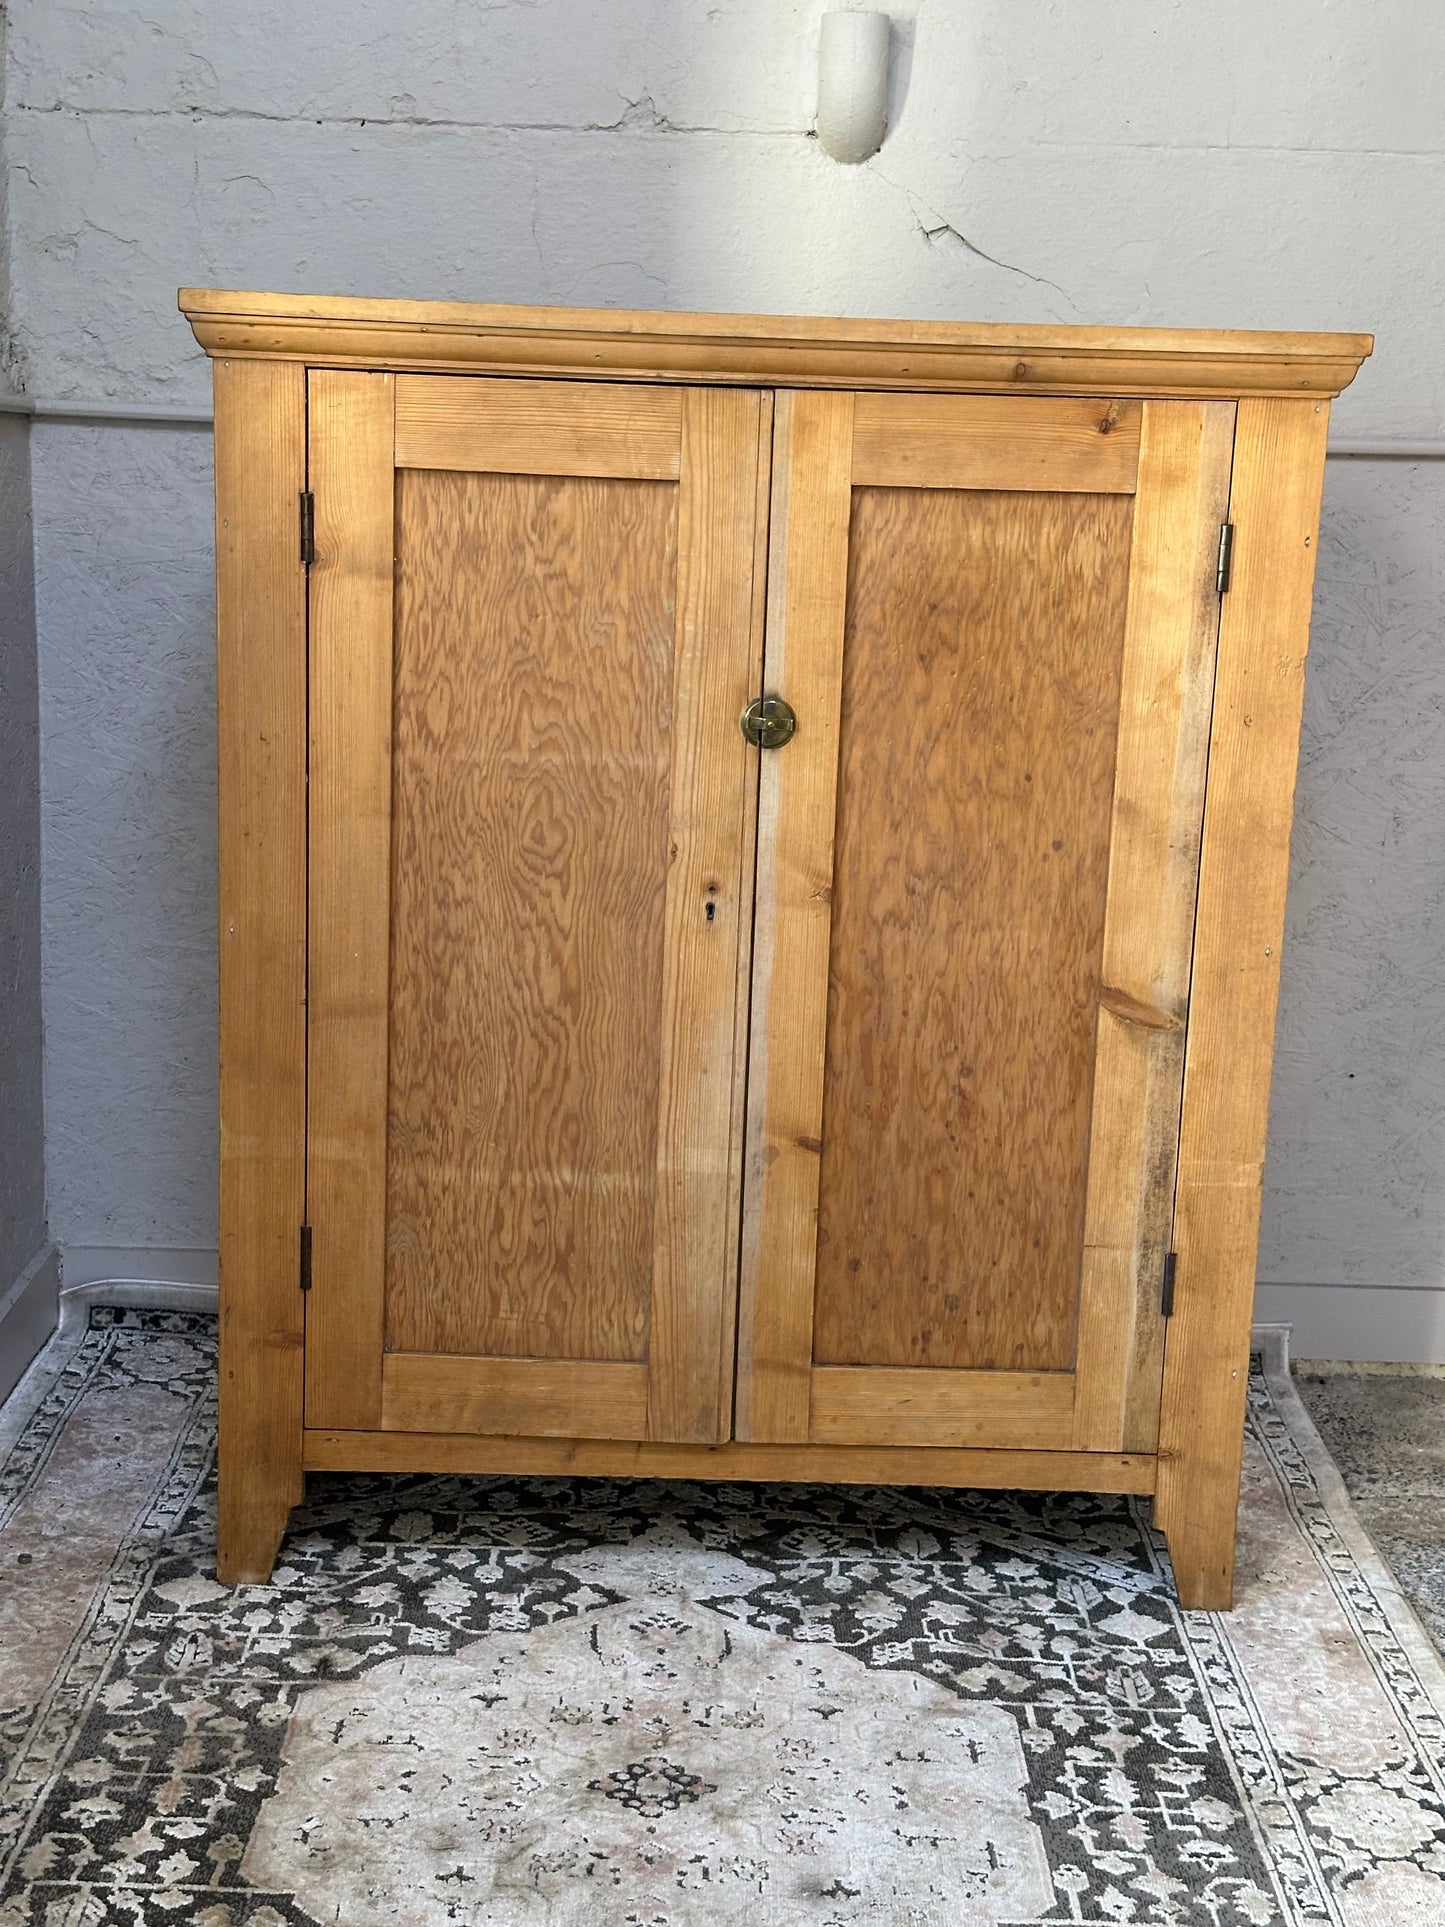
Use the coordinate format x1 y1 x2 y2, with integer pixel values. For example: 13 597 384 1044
180 289 1370 1608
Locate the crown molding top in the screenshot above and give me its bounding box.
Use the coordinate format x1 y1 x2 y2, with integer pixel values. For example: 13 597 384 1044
179 287 1372 400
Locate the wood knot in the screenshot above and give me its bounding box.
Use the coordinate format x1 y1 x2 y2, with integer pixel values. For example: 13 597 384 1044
1099 984 1179 1031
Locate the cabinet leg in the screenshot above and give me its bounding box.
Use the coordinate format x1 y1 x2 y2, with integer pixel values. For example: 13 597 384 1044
1154 1483 1239 1610
217 1460 299 1586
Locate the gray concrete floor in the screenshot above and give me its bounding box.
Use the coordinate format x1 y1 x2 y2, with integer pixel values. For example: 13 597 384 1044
1294 1364 1445 1652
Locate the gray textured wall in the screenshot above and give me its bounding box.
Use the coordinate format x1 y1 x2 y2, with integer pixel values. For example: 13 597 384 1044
0 410 52 1374
30 424 218 1283
4 1 1443 1352
1256 459 1445 1357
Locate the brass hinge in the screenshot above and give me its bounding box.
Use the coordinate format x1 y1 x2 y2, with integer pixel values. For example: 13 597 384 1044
1215 521 1235 595
300 491 316 567
299 1223 313 1293
1161 1249 1177 1318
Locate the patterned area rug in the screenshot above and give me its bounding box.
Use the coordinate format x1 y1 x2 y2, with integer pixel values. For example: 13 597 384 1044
2 1308 1445 1924
1295 1367 1445 1656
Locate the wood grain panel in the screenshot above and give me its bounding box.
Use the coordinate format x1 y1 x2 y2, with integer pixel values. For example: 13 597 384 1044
304 370 396 1432
395 374 682 477
734 391 855 1441
305 1429 1156 1494
812 488 1135 1373
645 389 769 1442
382 1355 647 1439
213 358 307 1583
809 1369 1075 1450
1071 401 1237 1454
1156 398 1331 1608
384 467 677 1363
852 394 1140 492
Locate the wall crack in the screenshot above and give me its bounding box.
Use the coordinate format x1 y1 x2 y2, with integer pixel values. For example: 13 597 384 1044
13 98 796 139
868 164 1080 315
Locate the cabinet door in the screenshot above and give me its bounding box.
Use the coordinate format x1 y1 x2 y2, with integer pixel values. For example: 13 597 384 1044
737 391 1235 1453
304 372 769 1444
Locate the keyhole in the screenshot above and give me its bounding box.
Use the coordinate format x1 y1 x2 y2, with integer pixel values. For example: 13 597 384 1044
705 902 716 923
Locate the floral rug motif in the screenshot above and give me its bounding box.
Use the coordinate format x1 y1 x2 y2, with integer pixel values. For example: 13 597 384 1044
1 1307 1444 1924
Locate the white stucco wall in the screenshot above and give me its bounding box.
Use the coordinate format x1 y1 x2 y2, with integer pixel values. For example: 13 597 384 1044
6 1 1444 1351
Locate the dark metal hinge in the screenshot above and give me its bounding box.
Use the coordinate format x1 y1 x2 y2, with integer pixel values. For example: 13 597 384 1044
300 491 316 568
299 1224 313 1292
1161 1249 1177 1319
1215 521 1235 595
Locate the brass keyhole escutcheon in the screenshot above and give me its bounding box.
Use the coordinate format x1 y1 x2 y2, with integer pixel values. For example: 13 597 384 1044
740 694 797 749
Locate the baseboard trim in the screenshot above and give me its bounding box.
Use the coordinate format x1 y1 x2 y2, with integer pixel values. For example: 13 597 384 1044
0 1243 61 1405
1250 1321 1292 1375
60 1245 218 1291
55 1279 219 1337
53 1247 220 1339
1253 1283 1445 1366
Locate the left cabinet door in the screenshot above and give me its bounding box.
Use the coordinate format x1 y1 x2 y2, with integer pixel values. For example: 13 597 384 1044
304 371 770 1445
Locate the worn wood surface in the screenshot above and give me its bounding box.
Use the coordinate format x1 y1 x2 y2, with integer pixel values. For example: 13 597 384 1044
645 389 769 1442
1156 398 1331 1609
204 304 1340 1596
395 374 682 477
304 1429 1156 1493
181 288 1372 400
384 466 677 1363
1071 401 1237 1453
303 370 396 1432
809 1369 1075 1450
852 393 1141 492
734 391 855 1441
812 486 1134 1373
382 1356 648 1439
213 357 308 1584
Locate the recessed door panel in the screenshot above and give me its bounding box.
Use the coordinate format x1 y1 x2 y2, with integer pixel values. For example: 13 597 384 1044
385 467 677 1365
812 486 1135 1373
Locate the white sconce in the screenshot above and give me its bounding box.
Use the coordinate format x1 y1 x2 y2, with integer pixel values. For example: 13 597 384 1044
816 11 891 163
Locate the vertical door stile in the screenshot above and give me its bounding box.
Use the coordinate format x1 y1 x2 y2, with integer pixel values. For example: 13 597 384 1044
645 387 771 1443
304 370 396 1431
1071 400 1237 1452
718 390 775 1436
734 390 855 1443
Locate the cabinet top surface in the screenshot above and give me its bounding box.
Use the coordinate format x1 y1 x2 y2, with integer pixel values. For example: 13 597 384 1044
179 286 1371 400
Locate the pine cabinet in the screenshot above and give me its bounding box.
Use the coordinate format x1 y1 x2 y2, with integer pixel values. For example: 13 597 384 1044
181 289 1370 1608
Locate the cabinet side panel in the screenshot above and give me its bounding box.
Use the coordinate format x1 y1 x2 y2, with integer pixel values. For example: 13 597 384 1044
213 358 307 1583
1156 397 1330 1609
812 487 1133 1372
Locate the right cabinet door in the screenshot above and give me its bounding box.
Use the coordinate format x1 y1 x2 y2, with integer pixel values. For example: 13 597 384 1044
737 390 1236 1455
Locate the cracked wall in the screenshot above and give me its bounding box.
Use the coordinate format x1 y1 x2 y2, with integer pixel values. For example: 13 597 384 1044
8 1 1445 1351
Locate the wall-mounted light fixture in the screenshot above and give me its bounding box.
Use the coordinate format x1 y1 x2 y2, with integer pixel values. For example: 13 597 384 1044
816 10 891 164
